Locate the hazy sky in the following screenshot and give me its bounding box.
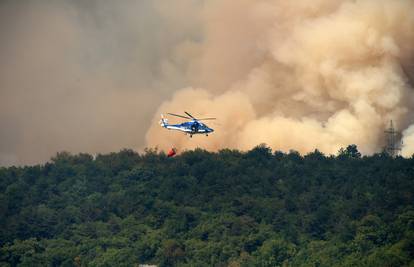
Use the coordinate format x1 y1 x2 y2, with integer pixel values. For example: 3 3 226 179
1 0 414 166
0 0 203 166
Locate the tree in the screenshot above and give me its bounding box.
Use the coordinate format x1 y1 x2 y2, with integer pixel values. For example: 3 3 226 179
159 239 185 267
338 144 361 158
1 147 414 266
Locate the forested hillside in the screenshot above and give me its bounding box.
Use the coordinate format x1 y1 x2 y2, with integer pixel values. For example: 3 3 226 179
0 145 413 267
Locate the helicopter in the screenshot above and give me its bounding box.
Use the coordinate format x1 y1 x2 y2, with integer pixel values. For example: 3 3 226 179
160 111 215 137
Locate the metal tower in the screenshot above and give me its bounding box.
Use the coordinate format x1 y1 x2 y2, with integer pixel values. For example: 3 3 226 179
384 120 401 157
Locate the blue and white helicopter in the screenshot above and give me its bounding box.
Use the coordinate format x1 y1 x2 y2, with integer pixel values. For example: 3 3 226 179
160 111 215 137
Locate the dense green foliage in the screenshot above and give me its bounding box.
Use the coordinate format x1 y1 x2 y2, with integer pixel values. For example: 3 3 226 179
0 145 413 266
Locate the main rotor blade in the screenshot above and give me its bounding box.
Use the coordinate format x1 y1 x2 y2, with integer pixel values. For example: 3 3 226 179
184 111 196 119
198 118 216 120
167 113 192 119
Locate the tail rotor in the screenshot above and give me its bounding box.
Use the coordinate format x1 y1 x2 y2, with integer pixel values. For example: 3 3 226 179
159 114 168 127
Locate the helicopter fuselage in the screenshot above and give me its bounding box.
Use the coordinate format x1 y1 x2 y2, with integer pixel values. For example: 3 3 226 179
160 118 214 137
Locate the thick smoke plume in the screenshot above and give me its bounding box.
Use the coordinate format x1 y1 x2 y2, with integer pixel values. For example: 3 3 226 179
2 0 414 166
146 0 414 156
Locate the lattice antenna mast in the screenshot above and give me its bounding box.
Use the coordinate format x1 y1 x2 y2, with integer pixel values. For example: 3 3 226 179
384 120 401 157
